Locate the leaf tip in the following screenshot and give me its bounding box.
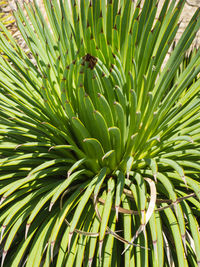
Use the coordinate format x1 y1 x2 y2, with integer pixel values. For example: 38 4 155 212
51 241 55 261
0 197 6 206
49 202 54 212
68 232 73 253
153 174 157 183
1 250 7 267
25 223 30 239
0 225 6 242
88 257 93 267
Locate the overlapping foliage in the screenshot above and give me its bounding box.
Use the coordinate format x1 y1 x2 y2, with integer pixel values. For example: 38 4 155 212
0 1 16 57
0 0 200 266
0 1 15 27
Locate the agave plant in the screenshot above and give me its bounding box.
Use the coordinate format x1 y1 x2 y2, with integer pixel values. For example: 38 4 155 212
0 0 200 266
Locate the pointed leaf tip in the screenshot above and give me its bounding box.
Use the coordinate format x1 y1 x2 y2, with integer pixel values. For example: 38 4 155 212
153 240 158 259
181 234 187 255
68 232 73 253
88 257 93 267
181 175 188 188
49 202 54 211
153 174 157 182
0 197 6 206
25 224 30 239
51 241 55 261
1 250 7 267
0 225 6 242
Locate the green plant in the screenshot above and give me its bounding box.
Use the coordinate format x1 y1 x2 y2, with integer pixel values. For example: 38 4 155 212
0 1 15 26
167 44 198 100
0 1 15 57
0 0 200 266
